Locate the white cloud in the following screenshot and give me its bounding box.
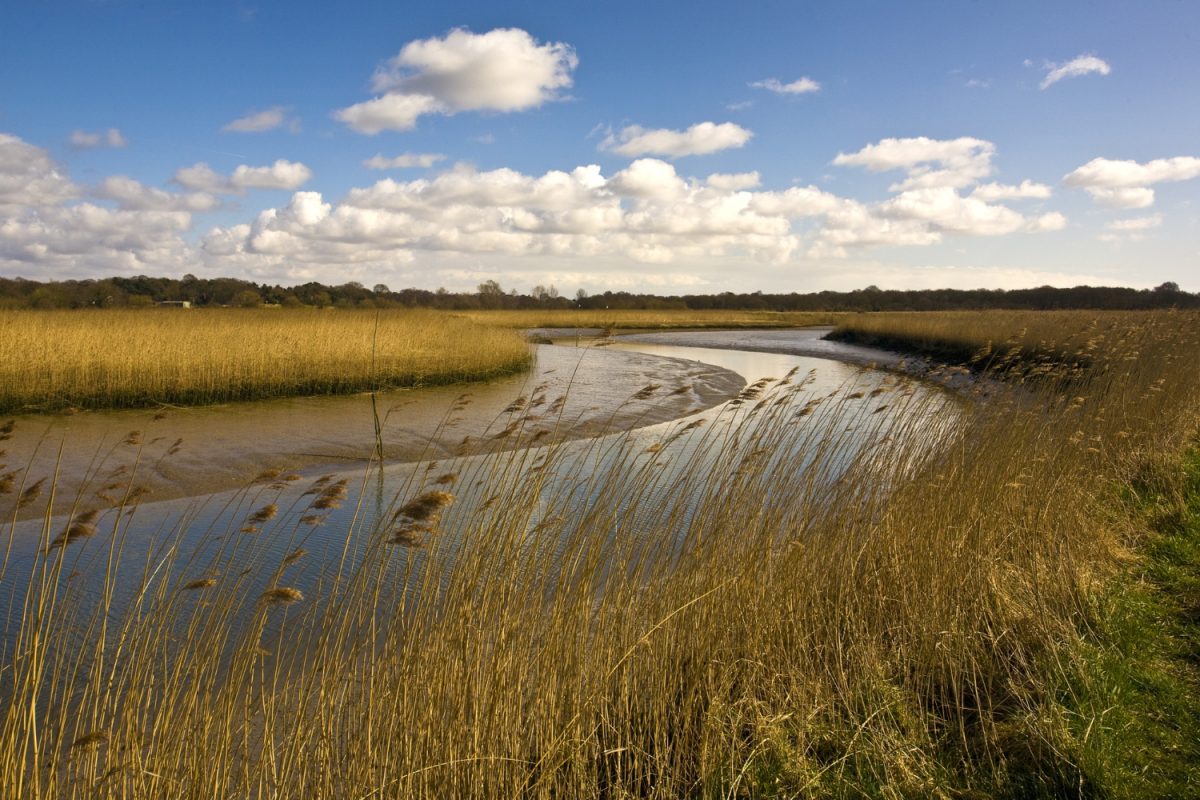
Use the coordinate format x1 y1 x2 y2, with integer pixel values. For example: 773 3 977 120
751 77 820 95
970 180 1052 201
706 171 761 191
231 160 313 190
0 133 78 210
833 136 995 190
0 130 1072 289
364 152 447 170
1040 54 1111 89
1100 214 1163 243
335 28 577 133
69 128 127 149
1086 187 1157 209
201 152 1062 278
1106 214 1162 232
95 175 220 212
1064 155 1200 208
0 134 195 276
173 159 313 194
600 122 753 158
333 94 443 134
221 107 298 133
607 159 688 200
880 187 1029 236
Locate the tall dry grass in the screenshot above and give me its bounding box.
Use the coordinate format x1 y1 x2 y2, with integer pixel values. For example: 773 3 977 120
0 308 530 413
457 308 845 330
1 311 1198 797
830 308 1171 370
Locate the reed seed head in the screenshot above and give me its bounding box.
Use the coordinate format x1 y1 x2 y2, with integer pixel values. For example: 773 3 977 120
183 578 217 590
261 587 303 604
70 730 109 751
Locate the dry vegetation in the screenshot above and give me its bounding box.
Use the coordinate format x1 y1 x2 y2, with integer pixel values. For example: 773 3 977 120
1 310 1199 797
0 308 531 413
829 308 1159 368
457 308 846 330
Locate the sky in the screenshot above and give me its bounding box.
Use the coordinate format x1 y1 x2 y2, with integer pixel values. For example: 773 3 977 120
2 0 1198 294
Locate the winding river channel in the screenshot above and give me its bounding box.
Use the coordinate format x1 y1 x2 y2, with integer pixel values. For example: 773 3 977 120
1 328 960 660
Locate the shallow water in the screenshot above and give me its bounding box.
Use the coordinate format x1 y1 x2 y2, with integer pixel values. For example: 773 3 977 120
0 330 959 666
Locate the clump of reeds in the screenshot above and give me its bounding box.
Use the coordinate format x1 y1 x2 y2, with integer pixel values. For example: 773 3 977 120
260 587 303 604
390 490 454 545
182 578 217 591
246 503 278 524
49 509 102 550
310 479 348 510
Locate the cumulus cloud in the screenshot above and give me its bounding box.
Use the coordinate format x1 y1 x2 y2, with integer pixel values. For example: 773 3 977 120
221 107 299 133
0 129 1069 288
69 128 127 149
173 159 313 194
95 176 220 212
751 77 821 95
333 94 442 134
1 133 78 210
833 136 995 190
364 152 447 169
1 134 195 276
706 171 761 191
1040 54 1111 89
202 151 1062 278
600 122 753 158
1064 155 1200 208
231 160 313 190
335 28 577 133
970 180 1052 201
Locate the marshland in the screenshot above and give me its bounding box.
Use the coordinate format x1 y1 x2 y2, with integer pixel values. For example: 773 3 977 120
1 307 1198 798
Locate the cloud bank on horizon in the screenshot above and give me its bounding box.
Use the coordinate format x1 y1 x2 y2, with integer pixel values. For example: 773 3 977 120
2 7 1199 293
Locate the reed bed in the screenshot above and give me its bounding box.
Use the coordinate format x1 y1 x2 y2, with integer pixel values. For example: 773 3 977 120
829 308 1181 369
1 311 1198 797
0 308 531 413
457 308 845 330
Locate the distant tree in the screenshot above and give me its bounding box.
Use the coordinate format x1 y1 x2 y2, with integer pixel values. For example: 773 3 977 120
234 289 262 308
373 283 391 295
1154 281 1180 292
477 280 505 309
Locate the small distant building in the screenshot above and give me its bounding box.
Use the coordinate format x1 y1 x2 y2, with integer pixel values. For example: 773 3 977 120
158 300 192 308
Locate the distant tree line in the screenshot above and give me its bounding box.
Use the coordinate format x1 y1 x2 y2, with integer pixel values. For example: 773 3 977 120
0 274 1195 312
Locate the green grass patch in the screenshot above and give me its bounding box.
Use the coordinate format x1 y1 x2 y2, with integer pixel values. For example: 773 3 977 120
1049 446 1200 799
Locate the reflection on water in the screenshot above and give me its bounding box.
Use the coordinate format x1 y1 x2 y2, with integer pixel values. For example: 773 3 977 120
1 334 959 673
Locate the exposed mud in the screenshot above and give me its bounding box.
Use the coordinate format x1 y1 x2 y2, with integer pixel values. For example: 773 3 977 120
0 343 744 520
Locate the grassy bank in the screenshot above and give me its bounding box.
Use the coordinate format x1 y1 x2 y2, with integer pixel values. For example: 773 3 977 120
456 308 846 330
2 311 1199 797
0 308 531 413
1047 445 1200 798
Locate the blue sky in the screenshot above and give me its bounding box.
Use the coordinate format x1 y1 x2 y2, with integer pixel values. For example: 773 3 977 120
2 0 1198 293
